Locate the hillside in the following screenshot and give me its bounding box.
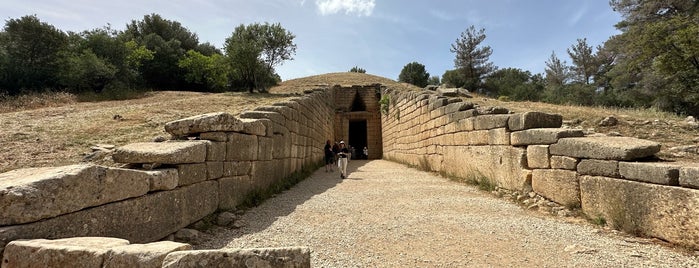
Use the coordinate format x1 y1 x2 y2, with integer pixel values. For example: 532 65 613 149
0 72 697 173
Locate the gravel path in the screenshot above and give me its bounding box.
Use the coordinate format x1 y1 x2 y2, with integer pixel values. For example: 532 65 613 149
198 160 699 267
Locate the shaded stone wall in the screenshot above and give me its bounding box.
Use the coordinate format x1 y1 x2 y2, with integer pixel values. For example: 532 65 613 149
382 88 699 250
333 85 383 159
0 89 334 261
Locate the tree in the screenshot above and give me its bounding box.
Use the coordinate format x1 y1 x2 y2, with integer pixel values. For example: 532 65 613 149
441 69 466 88
398 61 430 87
224 23 296 92
567 38 596 85
427 76 440 86
349 66 366 73
483 68 542 101
542 51 571 104
450 25 496 90
0 15 67 94
178 50 229 92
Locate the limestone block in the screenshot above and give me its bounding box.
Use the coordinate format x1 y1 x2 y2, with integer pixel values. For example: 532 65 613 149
473 114 510 130
161 247 311 268
580 175 699 249
240 118 269 137
239 111 285 126
227 133 258 161
112 141 208 164
176 163 208 186
679 166 699 189
218 175 252 210
454 117 475 132
444 102 475 114
488 128 510 145
468 130 489 145
206 162 224 180
0 182 218 253
527 145 550 169
255 105 292 121
143 168 178 191
0 165 149 226
2 237 130 268
205 141 226 162
508 112 563 131
550 137 661 160
258 136 274 161
103 241 192 268
532 169 580 207
510 128 584 146
619 162 680 186
199 132 227 142
550 156 578 170
165 112 243 137
442 145 529 191
577 159 619 177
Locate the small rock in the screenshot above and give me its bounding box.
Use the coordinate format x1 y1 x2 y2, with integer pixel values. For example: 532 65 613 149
153 136 167 142
233 219 247 229
527 204 539 210
174 228 203 244
528 192 536 198
216 212 237 227
686 116 697 123
113 114 123 121
599 116 618 126
607 131 622 136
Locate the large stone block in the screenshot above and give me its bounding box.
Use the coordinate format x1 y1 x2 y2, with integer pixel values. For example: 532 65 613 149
577 159 619 177
680 165 699 189
161 247 311 268
0 165 149 226
112 141 208 164
550 137 661 161
218 176 252 210
580 175 699 249
532 169 580 207
2 237 130 268
165 112 244 137
206 162 224 180
206 142 226 162
0 181 218 254
143 169 179 191
103 241 192 268
227 133 258 161
488 128 510 145
619 162 680 186
510 128 584 146
176 163 208 186
223 161 252 177
239 111 285 126
527 145 549 169
199 132 227 142
508 112 563 131
550 156 578 170
258 136 274 161
473 114 510 130
442 146 529 191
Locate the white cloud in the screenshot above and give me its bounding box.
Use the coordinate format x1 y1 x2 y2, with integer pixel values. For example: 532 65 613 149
316 0 375 16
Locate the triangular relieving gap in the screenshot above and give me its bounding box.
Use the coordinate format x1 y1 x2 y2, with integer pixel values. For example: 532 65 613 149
351 91 366 111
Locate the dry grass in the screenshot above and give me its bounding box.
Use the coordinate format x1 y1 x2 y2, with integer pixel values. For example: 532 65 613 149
1 72 697 173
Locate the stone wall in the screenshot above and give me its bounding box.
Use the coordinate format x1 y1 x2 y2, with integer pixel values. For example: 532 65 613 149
333 85 383 159
381 88 699 250
0 88 334 264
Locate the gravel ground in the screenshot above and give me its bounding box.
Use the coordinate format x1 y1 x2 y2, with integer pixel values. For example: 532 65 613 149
198 160 699 267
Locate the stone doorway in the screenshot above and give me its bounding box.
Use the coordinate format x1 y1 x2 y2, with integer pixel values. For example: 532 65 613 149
332 84 383 159
349 120 368 159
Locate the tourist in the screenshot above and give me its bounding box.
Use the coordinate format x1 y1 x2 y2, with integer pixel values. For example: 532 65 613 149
332 141 340 164
338 141 350 179
363 146 368 159
324 140 334 172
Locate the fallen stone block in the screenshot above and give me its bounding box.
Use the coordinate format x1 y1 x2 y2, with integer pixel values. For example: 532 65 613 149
550 137 661 161
112 141 208 164
508 112 563 131
619 162 680 186
103 241 192 268
161 247 311 268
0 164 149 226
2 237 129 268
510 128 584 146
165 112 244 137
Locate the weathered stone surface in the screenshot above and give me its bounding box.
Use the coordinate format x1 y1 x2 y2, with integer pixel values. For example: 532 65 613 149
510 128 584 146
442 146 529 191
508 112 563 131
199 132 227 142
176 163 208 186
619 162 680 186
527 145 550 169
436 87 459 97
532 169 580 207
258 136 274 161
161 247 311 268
577 159 619 177
680 165 699 189
239 111 285 126
550 137 661 160
0 181 218 253
165 112 243 137
112 141 208 164
223 161 252 177
239 118 268 136
2 237 129 268
206 162 224 180
580 175 699 249
218 176 252 210
488 128 510 145
550 156 578 170
0 165 149 226
103 241 192 268
473 114 510 130
227 133 258 161
143 168 179 191
206 141 226 161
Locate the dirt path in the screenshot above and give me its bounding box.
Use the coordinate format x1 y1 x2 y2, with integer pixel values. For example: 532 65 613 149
201 160 696 267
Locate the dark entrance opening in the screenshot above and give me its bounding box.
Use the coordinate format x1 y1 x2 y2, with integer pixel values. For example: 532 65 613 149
348 120 368 159
350 92 366 111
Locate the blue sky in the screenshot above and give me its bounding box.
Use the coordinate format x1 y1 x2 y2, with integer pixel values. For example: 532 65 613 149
2 0 622 81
